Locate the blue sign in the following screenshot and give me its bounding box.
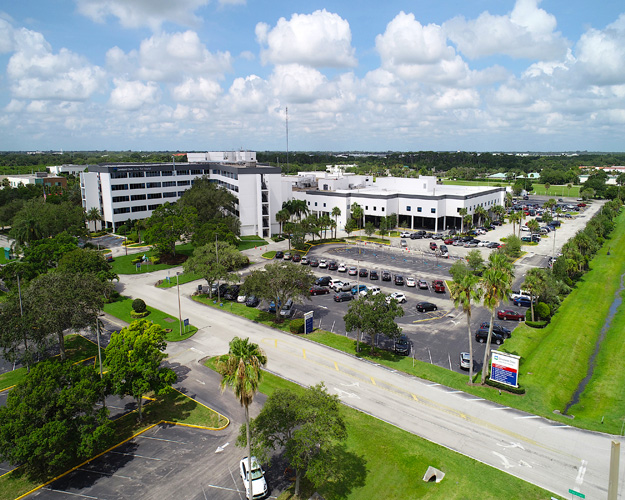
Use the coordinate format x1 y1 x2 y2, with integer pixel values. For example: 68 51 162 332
490 351 520 388
304 311 314 334
183 318 189 326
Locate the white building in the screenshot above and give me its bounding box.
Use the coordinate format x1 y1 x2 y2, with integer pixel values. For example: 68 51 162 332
80 152 283 237
283 172 505 232
47 164 88 176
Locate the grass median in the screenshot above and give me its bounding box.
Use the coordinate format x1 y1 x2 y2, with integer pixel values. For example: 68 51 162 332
204 357 561 500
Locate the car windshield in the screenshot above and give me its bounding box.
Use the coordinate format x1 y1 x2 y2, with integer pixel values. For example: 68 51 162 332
249 467 264 480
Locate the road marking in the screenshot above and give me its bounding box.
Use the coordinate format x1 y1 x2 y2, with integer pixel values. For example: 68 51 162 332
576 459 587 485
334 361 339 371
195 378 206 385
514 415 541 419
490 407 511 410
539 425 571 429
493 451 514 469
467 398 485 401
138 435 187 444
519 460 533 468
190 347 205 354
303 349 306 359
333 387 360 399
497 442 525 450
215 442 230 453
110 451 162 461
76 467 132 479
370 377 376 385
412 394 419 401
43 488 99 499
447 390 462 394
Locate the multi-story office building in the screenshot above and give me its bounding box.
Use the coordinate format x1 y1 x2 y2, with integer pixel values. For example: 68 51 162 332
80 152 283 237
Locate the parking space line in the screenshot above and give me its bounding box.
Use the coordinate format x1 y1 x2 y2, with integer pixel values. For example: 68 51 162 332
41 488 99 499
76 467 132 479
110 451 162 461
490 407 511 410
514 415 541 419
137 435 188 444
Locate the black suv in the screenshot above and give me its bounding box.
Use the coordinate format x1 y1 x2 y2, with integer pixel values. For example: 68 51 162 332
475 328 505 345
223 285 240 301
382 270 391 281
315 276 332 286
275 251 284 259
479 322 511 338
359 268 368 278
394 335 411 356
394 275 404 286
369 270 379 280
328 261 338 270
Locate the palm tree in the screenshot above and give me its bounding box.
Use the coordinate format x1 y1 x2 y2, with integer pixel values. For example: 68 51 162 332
480 252 514 384
86 207 102 232
493 205 505 223
463 214 473 232
523 268 543 322
275 209 290 235
567 183 573 197
351 203 363 231
217 337 267 491
475 206 487 227
331 206 341 238
449 273 482 384
544 182 551 195
505 192 513 208
459 208 468 233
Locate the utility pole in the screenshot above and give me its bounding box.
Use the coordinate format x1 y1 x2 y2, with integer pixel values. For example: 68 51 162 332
216 234 221 302
176 272 182 335
286 107 289 173
608 440 620 500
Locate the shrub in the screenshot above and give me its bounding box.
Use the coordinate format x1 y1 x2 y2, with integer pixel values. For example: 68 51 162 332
526 320 548 328
535 301 550 319
132 298 147 313
503 234 522 258
131 257 142 264
289 318 305 334
485 378 526 394
130 310 150 318
151 257 160 265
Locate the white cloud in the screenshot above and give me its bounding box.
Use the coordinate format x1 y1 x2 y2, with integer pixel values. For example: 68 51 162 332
444 0 569 60
109 79 161 110
225 75 272 114
106 31 232 83
269 64 332 103
431 88 480 109
375 12 471 84
7 27 105 100
0 17 15 53
574 14 625 85
74 0 209 30
256 9 356 68
171 77 222 102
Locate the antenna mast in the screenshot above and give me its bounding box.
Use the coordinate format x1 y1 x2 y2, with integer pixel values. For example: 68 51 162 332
286 106 289 172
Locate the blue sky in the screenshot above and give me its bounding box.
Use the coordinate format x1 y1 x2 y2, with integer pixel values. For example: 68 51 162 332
0 0 624 152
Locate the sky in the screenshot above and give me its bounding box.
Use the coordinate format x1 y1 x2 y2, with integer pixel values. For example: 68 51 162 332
0 0 624 153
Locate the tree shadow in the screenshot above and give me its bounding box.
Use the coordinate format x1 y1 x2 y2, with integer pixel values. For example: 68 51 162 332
318 444 368 499
163 361 191 383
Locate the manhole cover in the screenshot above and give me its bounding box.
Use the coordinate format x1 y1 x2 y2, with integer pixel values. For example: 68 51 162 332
163 317 175 323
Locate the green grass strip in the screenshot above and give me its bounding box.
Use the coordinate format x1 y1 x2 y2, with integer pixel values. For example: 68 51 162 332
110 243 194 275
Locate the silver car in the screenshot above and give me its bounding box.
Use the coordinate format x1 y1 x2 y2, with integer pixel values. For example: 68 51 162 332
460 352 471 370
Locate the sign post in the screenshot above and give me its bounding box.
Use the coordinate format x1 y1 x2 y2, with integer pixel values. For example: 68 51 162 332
490 351 520 388
183 318 189 334
304 311 314 334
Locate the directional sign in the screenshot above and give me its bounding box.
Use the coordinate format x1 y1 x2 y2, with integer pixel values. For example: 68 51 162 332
304 311 314 334
569 489 585 498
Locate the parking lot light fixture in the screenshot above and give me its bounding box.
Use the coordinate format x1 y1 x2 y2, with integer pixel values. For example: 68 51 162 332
177 272 182 335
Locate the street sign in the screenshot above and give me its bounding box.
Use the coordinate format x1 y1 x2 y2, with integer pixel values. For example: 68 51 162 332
569 489 585 498
183 318 189 326
304 311 314 334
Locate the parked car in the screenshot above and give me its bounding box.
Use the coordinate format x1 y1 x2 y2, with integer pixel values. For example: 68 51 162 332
486 242 501 249
439 244 449 257
444 238 454 245
309 285 330 296
513 296 532 307
400 231 411 237
334 291 353 302
338 263 347 272
429 241 437 251
318 259 328 268
387 292 407 304
300 256 309 265
406 277 416 287
417 279 429 290
479 322 512 338
309 257 319 267
237 294 247 303
394 335 411 356
327 260 337 270
475 328 504 345
359 268 368 278
245 295 260 307
224 285 240 301
239 456 268 500
268 300 281 313
348 266 358 276
315 276 332 286
497 309 525 321
218 283 229 297
292 254 302 263
432 280 446 293
330 280 349 292
382 270 392 281
280 299 295 318
416 301 437 312
351 284 368 295
283 252 292 260
400 239 408 247
410 232 423 239
275 251 284 259
460 352 471 370
364 286 381 296
369 270 379 280
394 275 405 286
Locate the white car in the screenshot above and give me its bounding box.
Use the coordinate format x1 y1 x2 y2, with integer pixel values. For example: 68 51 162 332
337 263 347 272
387 292 407 304
329 279 344 291
361 286 381 296
318 259 328 268
477 240 489 247
240 457 268 499
406 277 416 287
521 225 530 231
237 294 247 303
400 231 411 237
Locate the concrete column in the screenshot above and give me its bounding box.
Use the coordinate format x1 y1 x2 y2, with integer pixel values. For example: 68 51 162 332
443 215 447 230
434 217 438 232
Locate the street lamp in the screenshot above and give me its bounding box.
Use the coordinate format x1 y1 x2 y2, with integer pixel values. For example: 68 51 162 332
176 272 182 335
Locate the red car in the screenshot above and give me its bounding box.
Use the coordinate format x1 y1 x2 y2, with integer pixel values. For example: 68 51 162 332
430 241 437 251
432 280 446 293
497 309 525 321
577 203 587 207
444 238 454 245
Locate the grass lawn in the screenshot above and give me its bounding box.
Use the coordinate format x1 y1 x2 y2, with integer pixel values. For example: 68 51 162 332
156 271 202 288
532 184 581 197
0 388 228 500
238 235 269 251
110 243 194 275
104 298 197 341
0 335 99 391
204 359 561 500
346 236 390 245
262 250 277 259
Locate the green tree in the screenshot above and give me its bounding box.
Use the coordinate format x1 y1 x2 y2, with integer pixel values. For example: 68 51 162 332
86 207 102 232
275 208 291 235
178 176 239 234
449 273 482 383
526 219 540 235
344 291 404 353
492 205 506 222
242 262 315 320
57 248 118 283
544 182 551 194
143 202 197 256
580 187 595 200
238 383 349 497
463 214 473 231
350 202 363 230
344 217 358 237
459 208 468 233
183 241 247 297
217 336 267 497
105 319 177 421
480 252 514 384
23 272 112 361
474 206 487 227
331 206 341 238
508 211 521 236
503 234 522 258
449 259 470 282
466 249 485 274
523 268 545 322
364 221 375 237
22 231 79 273
0 360 113 478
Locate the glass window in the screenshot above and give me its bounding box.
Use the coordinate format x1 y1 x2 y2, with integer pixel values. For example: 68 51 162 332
163 192 177 198
417 207 422 212
431 208 436 213
147 193 162 199
146 182 161 189
130 194 146 201
131 205 146 213
129 183 145 190
406 206 411 212
112 196 129 203
111 184 128 191
146 171 160 177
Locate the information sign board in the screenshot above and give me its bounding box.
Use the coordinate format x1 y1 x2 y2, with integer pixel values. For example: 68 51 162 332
490 350 520 388
304 311 314 334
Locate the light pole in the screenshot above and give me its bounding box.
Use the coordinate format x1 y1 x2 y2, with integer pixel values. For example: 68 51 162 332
176 272 182 335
